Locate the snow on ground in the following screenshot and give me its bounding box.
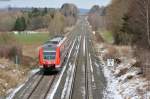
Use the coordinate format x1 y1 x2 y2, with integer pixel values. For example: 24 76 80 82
28 68 40 78
61 38 80 99
95 43 150 99
6 84 25 99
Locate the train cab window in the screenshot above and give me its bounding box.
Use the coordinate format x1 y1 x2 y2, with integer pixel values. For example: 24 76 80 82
44 56 55 60
43 51 56 60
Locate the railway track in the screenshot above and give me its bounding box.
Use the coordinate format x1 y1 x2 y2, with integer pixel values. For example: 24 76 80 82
52 19 92 99
27 74 55 99
68 20 95 99
69 24 92 99
12 27 79 99
11 16 105 99
13 71 55 99
85 36 89 99
11 18 79 99
58 17 105 99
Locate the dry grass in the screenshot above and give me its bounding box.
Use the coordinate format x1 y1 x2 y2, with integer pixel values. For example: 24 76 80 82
0 59 28 96
0 33 22 60
23 44 39 58
117 46 133 57
103 46 117 61
102 42 150 81
134 48 150 80
95 31 104 42
106 45 118 58
21 43 40 68
0 44 41 96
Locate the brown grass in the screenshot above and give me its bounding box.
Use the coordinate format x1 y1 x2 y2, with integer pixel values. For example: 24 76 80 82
0 33 22 60
102 44 118 61
134 48 150 80
118 46 133 57
22 44 39 58
95 31 104 42
21 44 40 68
0 59 27 96
0 41 40 96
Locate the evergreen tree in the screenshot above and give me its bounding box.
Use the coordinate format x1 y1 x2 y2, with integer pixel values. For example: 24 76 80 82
14 17 26 31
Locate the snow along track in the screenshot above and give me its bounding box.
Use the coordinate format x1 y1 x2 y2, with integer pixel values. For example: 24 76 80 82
60 36 81 99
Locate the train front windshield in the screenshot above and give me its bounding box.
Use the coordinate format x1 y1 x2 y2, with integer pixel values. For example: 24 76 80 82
43 51 56 60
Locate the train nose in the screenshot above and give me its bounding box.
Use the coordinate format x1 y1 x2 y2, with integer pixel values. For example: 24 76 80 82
44 60 55 64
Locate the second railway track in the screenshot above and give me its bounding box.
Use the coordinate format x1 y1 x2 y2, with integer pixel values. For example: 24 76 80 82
70 31 91 99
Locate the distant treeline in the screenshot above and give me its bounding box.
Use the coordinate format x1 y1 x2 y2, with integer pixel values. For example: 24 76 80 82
0 3 78 60
0 3 78 35
88 0 150 78
88 0 150 49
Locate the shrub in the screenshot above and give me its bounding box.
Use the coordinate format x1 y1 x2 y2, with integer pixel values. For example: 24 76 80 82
134 48 150 80
0 33 22 61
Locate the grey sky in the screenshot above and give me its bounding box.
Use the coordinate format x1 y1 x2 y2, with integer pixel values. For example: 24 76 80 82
0 0 111 9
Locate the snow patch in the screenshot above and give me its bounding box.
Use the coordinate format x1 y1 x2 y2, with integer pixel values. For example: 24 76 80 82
89 53 93 73
61 63 72 99
28 68 40 77
0 64 6 69
92 31 95 35
89 53 94 82
6 84 24 99
96 43 150 99
102 62 122 99
61 39 80 99
83 36 86 56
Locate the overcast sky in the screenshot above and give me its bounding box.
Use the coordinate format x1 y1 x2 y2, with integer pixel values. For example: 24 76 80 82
0 0 111 9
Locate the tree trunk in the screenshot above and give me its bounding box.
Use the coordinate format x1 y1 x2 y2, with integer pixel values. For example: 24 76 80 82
146 0 150 47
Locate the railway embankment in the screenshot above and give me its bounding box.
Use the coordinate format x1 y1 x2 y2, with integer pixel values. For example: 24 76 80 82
94 40 150 98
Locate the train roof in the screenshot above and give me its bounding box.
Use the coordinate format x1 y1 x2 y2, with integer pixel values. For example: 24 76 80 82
50 36 64 41
42 36 65 50
45 36 64 45
50 37 63 42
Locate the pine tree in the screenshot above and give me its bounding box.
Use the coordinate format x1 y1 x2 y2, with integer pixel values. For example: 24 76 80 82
14 17 26 31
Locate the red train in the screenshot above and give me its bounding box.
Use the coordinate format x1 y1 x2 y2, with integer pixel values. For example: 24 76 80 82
39 36 69 70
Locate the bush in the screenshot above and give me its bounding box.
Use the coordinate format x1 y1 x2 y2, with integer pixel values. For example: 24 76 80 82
0 44 22 61
0 33 22 61
134 48 150 80
0 11 22 31
48 12 65 35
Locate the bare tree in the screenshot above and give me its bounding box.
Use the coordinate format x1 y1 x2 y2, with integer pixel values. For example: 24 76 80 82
88 5 107 31
145 0 150 46
60 3 78 26
126 0 150 47
48 11 65 35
